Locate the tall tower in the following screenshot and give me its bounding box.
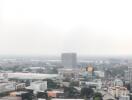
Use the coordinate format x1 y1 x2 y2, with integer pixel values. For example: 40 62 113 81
61 53 77 68
128 66 132 82
127 66 132 91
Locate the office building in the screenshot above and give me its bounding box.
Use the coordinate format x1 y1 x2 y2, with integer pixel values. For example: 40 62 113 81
128 66 132 82
61 53 77 68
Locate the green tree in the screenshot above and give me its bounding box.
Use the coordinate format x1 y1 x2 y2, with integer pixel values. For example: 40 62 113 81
64 86 79 98
93 92 103 100
69 81 79 87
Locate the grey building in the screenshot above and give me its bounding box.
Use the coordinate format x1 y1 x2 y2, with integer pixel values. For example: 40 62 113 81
127 66 132 91
124 70 129 81
128 66 132 82
61 53 77 68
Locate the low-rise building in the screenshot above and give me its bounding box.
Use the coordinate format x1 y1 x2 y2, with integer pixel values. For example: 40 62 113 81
58 68 79 80
119 95 130 100
80 79 102 89
26 81 47 94
0 82 16 94
108 86 129 98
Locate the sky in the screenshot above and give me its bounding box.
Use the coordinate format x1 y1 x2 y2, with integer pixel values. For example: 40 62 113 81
0 0 132 56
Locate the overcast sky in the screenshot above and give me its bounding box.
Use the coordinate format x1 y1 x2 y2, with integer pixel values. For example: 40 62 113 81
0 0 132 56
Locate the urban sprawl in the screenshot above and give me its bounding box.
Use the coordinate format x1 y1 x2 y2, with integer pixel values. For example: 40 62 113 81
0 53 131 100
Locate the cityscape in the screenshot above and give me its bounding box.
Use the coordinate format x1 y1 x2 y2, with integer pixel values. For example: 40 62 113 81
0 53 132 100
1 0 132 100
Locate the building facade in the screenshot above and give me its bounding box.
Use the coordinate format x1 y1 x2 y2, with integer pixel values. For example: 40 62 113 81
61 53 77 68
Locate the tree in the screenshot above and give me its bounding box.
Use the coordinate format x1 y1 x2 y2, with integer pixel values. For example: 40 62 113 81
69 81 79 87
25 68 32 72
9 66 23 72
36 68 44 73
43 79 58 89
93 92 103 100
64 86 80 98
0 67 3 70
80 87 94 99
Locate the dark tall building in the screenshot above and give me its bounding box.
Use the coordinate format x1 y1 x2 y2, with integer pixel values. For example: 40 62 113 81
61 53 77 68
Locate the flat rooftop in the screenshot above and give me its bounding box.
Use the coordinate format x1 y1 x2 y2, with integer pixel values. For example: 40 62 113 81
0 96 21 100
1 72 58 80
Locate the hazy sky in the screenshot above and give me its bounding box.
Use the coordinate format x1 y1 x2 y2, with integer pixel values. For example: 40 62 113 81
0 0 132 56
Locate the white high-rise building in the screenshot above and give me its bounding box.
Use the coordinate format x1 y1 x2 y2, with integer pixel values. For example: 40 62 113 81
61 53 77 68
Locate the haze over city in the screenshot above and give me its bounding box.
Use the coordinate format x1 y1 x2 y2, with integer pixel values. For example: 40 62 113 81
1 0 132 100
0 0 132 56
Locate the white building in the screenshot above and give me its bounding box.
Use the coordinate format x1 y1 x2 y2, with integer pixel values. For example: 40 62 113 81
108 86 129 98
113 78 124 87
108 78 128 98
119 95 130 100
94 71 105 78
0 82 16 93
26 81 47 94
80 79 102 89
0 72 58 80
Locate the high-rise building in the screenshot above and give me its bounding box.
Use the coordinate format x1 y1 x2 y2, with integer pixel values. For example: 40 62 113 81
128 66 132 82
127 66 132 91
61 53 77 68
124 70 129 81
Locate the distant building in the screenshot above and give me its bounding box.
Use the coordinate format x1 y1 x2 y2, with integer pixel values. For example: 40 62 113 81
108 86 129 98
0 96 22 100
113 78 123 87
124 70 129 81
1 72 58 80
79 79 102 89
119 95 130 100
0 82 16 93
108 79 128 98
94 71 105 78
61 53 77 68
26 81 47 94
58 68 80 80
127 66 132 91
128 66 132 82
